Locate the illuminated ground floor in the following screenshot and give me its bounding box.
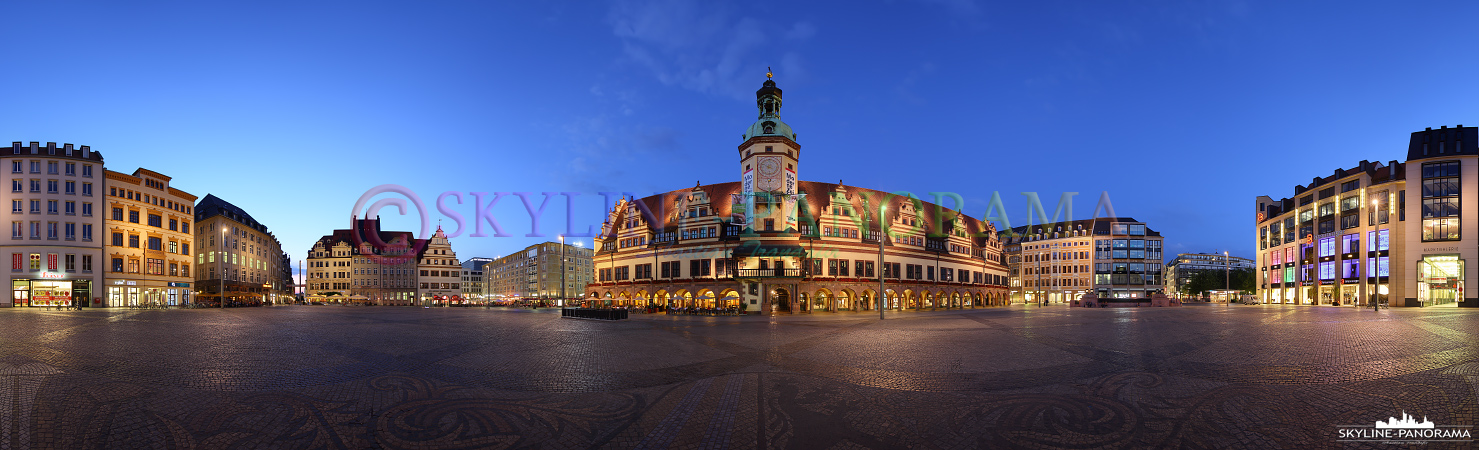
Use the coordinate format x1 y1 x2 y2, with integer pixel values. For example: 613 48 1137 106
195 280 292 307
418 289 461 307
1009 285 1165 304
7 278 97 308
103 279 192 308
303 289 470 306
1258 253 1475 307
586 280 1008 313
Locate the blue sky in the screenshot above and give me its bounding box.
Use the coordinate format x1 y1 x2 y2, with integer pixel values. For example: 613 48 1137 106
4 1 1477 276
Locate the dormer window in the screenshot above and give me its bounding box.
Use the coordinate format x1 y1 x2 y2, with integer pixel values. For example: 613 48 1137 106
763 122 775 134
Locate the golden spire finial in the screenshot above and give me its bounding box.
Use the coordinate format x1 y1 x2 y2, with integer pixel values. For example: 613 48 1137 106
766 66 773 79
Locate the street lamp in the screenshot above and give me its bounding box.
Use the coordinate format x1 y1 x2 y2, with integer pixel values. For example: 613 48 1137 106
220 225 227 309
877 204 886 320
559 234 566 308
1370 198 1380 311
1224 250 1229 306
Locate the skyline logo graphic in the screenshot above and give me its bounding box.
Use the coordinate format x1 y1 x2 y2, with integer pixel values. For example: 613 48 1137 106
1374 411 1434 429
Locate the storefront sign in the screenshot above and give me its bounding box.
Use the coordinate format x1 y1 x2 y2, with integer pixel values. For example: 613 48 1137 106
38 272 65 279
167 282 190 287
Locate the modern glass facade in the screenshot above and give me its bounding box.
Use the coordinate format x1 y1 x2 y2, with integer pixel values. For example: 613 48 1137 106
1255 125 1479 308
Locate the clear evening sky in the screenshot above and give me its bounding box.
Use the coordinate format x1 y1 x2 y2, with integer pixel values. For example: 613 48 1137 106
4 1 1476 278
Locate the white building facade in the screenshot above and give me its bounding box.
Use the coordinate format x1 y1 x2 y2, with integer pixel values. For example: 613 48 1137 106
2 142 103 307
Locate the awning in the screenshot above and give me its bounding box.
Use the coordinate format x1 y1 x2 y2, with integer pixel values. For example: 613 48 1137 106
730 242 807 257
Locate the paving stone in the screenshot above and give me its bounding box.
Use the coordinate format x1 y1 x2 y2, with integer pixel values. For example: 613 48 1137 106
0 304 1474 449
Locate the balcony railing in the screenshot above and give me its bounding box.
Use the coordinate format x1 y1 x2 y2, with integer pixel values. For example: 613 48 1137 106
734 268 804 278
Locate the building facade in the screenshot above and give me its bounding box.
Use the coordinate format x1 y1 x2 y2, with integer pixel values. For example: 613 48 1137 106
1000 218 1165 303
416 226 461 305
103 168 197 307
194 194 291 306
2 142 103 307
583 77 1009 313
461 257 492 304
305 217 418 305
1255 125 1477 308
1164 252 1255 296
486 241 593 304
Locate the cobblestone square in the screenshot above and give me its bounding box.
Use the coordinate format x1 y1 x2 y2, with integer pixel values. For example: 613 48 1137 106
0 304 1475 449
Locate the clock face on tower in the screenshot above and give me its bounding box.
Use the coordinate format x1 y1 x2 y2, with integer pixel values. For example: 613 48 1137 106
759 157 781 177
755 156 783 191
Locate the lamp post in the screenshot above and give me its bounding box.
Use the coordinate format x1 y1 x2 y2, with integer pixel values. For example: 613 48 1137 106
220 225 227 309
1224 250 1230 304
878 204 886 320
559 235 566 307
1371 198 1380 311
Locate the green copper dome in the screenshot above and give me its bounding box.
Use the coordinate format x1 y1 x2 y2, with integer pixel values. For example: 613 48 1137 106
742 78 796 142
743 118 795 141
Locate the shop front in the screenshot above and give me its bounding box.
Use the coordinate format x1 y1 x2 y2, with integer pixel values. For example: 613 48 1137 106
1317 283 1335 305
107 281 193 307
108 281 138 307
12 277 92 308
1417 255 1463 307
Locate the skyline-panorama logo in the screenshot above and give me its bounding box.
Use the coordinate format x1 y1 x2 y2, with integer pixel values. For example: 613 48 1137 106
1336 411 1472 445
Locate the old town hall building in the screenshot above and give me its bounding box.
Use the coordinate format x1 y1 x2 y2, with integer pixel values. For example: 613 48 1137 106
584 77 1010 313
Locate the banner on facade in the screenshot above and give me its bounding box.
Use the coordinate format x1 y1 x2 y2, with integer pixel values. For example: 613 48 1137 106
737 168 755 227
784 167 797 230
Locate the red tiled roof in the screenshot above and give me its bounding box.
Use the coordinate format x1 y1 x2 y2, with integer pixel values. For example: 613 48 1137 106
613 180 1001 245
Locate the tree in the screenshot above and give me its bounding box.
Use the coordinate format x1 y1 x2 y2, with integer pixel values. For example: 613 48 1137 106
1184 268 1256 297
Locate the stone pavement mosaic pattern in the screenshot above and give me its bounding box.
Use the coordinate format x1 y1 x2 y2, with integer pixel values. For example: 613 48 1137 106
0 305 1475 449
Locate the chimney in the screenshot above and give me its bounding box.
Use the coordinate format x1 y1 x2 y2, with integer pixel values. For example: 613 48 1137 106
1442 125 1448 129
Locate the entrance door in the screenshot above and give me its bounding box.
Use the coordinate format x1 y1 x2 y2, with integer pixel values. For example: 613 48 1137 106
1419 256 1463 307
775 288 790 312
